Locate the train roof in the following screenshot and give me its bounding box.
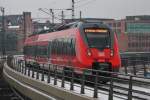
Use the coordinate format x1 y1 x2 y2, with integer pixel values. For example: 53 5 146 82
25 21 112 45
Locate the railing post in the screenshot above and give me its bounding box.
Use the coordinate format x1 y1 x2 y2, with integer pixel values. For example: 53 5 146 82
61 67 65 88
124 59 128 74
54 65 57 85
28 62 31 77
19 61 21 72
21 61 24 74
15 58 17 70
128 76 133 100
36 65 39 80
15 58 17 71
108 77 113 100
17 59 19 71
24 61 27 75
47 64 51 83
143 61 146 76
80 71 85 94
70 69 74 91
133 60 136 75
13 58 15 68
41 64 44 81
18 60 21 72
14 58 16 70
133 66 136 75
18 60 20 72
93 70 98 98
32 65 35 78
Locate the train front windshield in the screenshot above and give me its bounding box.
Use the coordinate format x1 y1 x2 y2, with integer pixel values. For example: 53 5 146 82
84 29 111 50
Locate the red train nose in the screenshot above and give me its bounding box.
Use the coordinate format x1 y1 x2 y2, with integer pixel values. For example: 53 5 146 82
89 48 111 60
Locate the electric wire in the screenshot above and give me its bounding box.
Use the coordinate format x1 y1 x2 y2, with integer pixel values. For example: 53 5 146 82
75 0 89 3
75 0 97 9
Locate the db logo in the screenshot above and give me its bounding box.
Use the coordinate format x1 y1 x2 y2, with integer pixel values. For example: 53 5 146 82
99 52 104 56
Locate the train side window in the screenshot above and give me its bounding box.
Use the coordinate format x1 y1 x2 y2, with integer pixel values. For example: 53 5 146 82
63 39 66 55
58 39 61 55
52 41 54 55
54 40 56 55
71 38 76 56
34 45 37 57
69 38 72 56
48 41 51 58
33 46 35 56
53 40 56 55
58 40 60 55
70 39 73 56
61 38 65 55
51 41 54 54
60 39 63 55
56 40 58 55
37 46 39 56
66 38 69 55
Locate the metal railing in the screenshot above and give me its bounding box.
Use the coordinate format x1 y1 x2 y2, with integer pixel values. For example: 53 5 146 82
7 56 150 100
121 58 150 77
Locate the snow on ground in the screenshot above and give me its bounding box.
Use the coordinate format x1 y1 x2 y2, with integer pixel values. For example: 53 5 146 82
19 69 126 100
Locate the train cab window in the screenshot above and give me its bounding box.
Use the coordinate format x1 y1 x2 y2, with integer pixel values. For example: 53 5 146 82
84 28 111 50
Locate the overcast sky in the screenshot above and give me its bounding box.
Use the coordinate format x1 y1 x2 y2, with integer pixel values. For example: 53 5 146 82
1 0 150 21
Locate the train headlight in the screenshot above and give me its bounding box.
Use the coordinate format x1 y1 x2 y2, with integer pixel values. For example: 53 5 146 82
87 49 92 56
110 50 114 56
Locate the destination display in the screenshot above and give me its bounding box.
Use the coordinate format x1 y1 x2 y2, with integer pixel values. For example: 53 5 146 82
84 29 108 33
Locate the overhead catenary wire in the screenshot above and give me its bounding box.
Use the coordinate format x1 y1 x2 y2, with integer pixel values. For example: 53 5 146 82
38 8 62 21
75 0 97 9
75 0 89 3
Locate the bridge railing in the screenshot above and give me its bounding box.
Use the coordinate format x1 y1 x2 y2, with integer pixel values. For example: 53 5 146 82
6 56 150 100
121 58 150 77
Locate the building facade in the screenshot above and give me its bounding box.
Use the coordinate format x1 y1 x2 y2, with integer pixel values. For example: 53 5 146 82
114 15 150 52
0 12 32 53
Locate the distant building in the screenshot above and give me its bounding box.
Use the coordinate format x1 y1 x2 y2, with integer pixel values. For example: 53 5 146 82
114 15 150 52
32 21 54 33
0 12 32 53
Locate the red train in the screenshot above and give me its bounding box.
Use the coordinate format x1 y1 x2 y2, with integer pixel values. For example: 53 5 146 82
24 21 121 75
